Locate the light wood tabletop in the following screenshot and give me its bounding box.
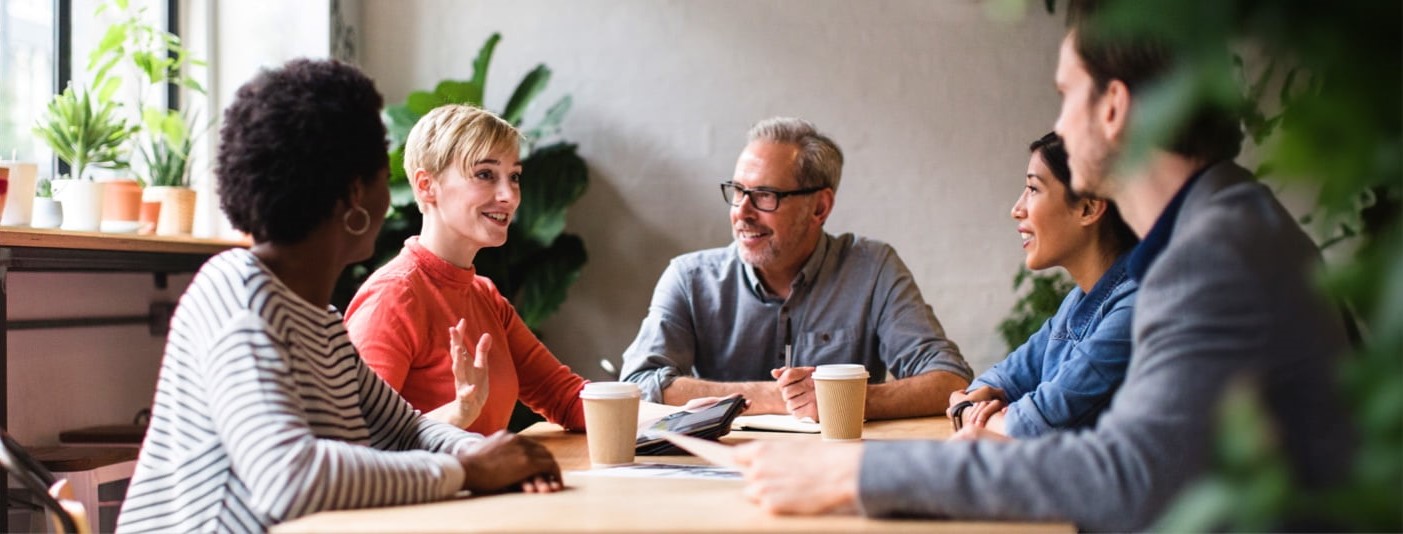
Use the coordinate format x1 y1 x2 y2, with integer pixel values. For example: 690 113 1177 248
273 412 1073 533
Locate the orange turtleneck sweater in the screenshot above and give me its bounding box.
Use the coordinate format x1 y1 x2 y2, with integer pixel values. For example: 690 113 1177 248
345 237 587 433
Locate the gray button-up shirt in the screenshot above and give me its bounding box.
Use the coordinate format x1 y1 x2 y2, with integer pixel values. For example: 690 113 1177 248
620 232 971 402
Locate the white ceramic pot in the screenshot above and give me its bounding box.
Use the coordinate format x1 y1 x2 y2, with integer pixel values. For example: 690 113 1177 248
31 197 62 229
52 179 105 232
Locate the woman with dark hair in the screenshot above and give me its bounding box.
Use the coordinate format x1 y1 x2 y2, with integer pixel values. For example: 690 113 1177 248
116 59 560 533
946 132 1139 439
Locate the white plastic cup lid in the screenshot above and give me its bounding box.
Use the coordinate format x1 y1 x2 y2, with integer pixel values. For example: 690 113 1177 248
812 364 870 380
580 382 641 400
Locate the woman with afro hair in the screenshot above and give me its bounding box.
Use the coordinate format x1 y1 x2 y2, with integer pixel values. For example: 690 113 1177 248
118 59 561 533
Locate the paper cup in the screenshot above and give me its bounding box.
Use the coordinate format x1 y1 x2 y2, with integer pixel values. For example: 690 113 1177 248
580 382 641 467
813 364 869 441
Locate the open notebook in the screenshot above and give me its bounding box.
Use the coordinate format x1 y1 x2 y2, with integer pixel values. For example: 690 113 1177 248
731 414 821 433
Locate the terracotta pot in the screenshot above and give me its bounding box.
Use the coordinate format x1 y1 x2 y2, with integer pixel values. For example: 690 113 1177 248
100 179 143 233
154 186 197 236
138 199 162 235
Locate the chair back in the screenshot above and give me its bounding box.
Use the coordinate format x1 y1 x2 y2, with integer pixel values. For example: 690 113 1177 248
0 429 82 533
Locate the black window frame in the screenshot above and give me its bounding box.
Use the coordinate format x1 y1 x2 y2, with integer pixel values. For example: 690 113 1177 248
50 0 181 178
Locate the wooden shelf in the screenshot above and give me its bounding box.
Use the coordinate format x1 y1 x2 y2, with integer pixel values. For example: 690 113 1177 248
0 227 247 255
0 228 248 272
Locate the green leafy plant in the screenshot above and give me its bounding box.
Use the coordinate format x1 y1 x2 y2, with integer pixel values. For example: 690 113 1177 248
89 0 204 99
333 32 588 331
997 266 1075 351
89 0 206 188
138 108 199 187
34 176 52 199
1020 0 1401 530
32 80 136 181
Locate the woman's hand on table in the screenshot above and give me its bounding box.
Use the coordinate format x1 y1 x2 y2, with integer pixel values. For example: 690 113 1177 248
457 430 563 494
734 440 862 515
967 398 1008 432
947 386 1005 419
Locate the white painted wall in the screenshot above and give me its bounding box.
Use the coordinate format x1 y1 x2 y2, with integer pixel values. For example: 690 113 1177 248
361 0 1067 379
7 272 192 445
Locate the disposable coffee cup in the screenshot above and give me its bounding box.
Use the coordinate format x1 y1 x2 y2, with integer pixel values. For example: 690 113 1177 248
813 364 869 441
580 382 641 467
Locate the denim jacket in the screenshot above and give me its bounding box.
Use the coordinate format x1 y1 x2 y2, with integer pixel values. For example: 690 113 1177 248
971 253 1137 438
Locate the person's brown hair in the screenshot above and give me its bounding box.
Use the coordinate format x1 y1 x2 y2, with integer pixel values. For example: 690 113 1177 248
1066 0 1244 164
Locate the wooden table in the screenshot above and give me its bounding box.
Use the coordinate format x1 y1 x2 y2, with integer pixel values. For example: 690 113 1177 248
273 415 1072 533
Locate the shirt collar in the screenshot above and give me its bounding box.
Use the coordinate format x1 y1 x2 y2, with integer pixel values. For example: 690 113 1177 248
743 232 834 299
1068 251 1134 336
404 236 478 287
1126 166 1209 281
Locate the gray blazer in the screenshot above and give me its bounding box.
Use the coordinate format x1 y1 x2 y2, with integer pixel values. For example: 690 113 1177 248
858 162 1353 530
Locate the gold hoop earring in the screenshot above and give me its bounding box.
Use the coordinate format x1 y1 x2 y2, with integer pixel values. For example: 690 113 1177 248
344 206 371 236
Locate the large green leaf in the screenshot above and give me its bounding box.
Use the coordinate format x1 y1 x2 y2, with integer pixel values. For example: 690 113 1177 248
522 95 572 148
517 142 588 246
502 65 551 125
383 105 420 153
405 90 443 116
434 79 483 108
387 145 409 184
471 33 501 95
512 233 587 328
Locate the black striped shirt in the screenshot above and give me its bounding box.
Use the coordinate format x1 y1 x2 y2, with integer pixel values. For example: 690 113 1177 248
118 249 478 533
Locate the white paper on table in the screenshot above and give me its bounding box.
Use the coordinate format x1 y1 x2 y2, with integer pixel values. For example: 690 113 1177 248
571 463 740 480
731 414 822 433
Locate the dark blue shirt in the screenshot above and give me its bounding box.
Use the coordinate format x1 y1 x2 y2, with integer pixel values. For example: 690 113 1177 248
969 253 1138 438
1127 168 1207 281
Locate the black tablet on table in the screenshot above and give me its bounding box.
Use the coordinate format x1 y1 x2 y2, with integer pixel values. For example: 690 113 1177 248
635 396 746 456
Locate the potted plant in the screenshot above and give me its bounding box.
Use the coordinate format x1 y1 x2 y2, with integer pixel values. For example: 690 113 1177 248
139 108 201 235
31 79 135 232
89 0 206 235
30 177 61 229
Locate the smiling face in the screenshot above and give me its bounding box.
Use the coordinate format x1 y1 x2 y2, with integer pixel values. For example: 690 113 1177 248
730 140 827 278
424 146 522 252
1012 153 1089 271
1053 32 1119 198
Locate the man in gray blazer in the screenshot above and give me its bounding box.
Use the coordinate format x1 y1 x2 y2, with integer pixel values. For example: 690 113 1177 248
732 2 1354 530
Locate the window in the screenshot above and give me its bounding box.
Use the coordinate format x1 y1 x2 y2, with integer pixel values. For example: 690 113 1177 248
0 0 56 170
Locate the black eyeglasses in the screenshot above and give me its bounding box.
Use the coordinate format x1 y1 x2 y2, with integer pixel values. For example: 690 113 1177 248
720 182 826 212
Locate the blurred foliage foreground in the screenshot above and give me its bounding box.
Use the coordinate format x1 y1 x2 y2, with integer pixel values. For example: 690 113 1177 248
1028 0 1401 530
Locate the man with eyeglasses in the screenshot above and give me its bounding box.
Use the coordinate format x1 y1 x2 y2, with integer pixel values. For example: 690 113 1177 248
619 117 972 421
